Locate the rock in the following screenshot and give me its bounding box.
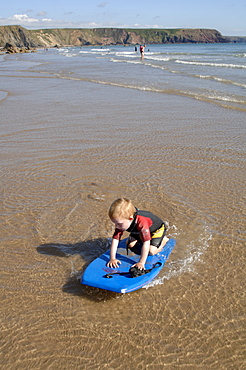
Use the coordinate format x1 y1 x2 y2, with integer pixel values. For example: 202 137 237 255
2 42 35 53
3 42 17 53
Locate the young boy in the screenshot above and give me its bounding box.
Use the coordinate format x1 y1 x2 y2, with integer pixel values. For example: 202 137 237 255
107 198 169 270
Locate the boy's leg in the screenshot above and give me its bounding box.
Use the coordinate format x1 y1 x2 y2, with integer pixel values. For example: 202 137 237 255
149 236 169 255
149 223 169 255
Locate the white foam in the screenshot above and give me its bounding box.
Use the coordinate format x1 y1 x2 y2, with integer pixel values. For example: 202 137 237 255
57 48 69 53
144 55 171 62
65 54 77 58
115 51 136 56
79 49 110 55
176 60 246 69
143 226 212 290
91 48 110 52
196 74 246 88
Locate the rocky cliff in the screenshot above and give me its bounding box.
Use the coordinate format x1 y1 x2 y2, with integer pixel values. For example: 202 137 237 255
0 26 36 48
226 36 246 43
0 25 231 51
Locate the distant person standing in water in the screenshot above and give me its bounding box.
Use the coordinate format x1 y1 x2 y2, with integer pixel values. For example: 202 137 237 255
140 44 146 59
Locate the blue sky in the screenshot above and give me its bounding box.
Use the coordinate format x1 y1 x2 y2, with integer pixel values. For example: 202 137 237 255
0 0 245 36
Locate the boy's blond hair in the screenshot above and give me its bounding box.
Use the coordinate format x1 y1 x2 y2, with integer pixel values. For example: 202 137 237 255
109 198 136 220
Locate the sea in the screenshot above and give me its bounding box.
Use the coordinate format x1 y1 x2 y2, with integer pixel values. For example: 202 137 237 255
0 42 245 369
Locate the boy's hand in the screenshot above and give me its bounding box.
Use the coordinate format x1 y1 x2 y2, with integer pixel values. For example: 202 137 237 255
107 259 121 268
132 262 145 270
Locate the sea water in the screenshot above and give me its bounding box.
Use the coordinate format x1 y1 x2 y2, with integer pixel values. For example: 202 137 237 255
43 43 246 110
0 43 245 368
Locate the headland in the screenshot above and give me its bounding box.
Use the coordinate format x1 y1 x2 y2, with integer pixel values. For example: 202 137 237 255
0 25 245 53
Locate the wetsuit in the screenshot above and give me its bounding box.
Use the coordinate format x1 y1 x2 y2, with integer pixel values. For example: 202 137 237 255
113 209 166 252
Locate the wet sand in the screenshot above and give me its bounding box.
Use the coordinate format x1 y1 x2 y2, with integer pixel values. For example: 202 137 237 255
0 52 245 369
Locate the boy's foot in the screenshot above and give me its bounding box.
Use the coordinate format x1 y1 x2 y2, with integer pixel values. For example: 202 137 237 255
161 236 169 247
158 236 169 252
128 239 138 249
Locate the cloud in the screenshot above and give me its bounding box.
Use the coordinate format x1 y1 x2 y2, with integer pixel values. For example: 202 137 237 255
0 15 170 30
9 14 39 23
0 13 56 28
37 11 48 17
97 2 109 8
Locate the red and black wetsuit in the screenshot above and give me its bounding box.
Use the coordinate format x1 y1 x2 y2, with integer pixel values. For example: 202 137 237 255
113 209 165 246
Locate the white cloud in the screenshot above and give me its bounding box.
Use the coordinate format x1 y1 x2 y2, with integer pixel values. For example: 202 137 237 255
0 16 178 30
0 13 56 28
10 14 39 23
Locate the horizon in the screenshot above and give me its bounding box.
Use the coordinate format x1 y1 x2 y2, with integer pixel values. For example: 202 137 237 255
0 1 245 37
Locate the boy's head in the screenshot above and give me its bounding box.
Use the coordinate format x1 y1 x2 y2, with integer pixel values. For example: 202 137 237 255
109 198 136 230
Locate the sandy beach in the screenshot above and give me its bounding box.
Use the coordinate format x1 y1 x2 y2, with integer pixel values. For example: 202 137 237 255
0 44 245 369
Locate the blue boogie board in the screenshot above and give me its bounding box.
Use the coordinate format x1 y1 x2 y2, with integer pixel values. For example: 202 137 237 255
81 238 176 294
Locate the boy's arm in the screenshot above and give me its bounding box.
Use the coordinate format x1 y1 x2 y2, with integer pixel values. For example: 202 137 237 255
133 240 150 270
107 238 121 268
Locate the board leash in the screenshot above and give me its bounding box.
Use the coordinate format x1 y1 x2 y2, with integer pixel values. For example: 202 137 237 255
103 261 162 279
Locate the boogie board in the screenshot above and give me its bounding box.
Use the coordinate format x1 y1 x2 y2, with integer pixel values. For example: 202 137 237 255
81 238 175 294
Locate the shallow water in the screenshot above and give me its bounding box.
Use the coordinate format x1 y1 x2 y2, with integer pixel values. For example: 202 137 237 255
0 44 245 369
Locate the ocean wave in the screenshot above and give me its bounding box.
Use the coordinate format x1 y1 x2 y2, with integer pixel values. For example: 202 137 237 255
91 48 110 52
64 54 78 58
235 53 246 58
110 58 142 65
110 58 172 72
144 55 171 62
177 88 246 105
115 51 137 56
56 72 245 109
205 94 245 104
57 48 69 53
85 77 245 107
196 74 246 88
79 50 111 55
3 67 245 111
110 56 246 91
112 53 171 62
176 60 246 69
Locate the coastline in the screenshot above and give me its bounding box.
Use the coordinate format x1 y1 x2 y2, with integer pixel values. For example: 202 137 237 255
0 25 234 50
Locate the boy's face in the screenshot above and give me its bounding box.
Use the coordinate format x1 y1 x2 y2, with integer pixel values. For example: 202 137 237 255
111 216 133 231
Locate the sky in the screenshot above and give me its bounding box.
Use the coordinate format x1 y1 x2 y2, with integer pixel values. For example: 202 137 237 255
0 0 245 36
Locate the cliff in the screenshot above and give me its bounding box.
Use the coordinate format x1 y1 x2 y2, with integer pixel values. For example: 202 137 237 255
226 36 246 43
0 26 36 48
0 25 231 50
